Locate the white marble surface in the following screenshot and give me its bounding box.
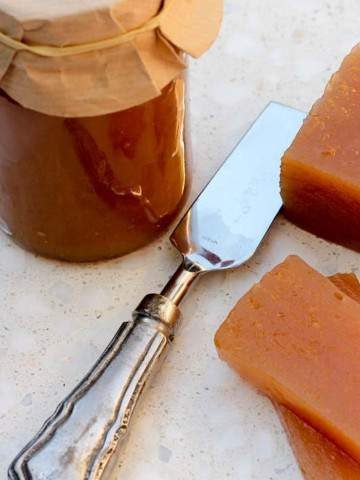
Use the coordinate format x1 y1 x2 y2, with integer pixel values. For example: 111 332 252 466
1 1 360 479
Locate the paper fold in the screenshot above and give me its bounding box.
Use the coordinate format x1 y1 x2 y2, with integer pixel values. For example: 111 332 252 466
0 0 222 117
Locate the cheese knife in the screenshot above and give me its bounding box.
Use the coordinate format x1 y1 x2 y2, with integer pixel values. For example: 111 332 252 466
9 102 305 480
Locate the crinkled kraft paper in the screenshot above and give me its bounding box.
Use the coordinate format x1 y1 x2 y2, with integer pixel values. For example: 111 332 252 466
0 0 223 117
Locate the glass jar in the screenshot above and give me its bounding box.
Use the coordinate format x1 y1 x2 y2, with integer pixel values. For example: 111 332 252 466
0 78 188 261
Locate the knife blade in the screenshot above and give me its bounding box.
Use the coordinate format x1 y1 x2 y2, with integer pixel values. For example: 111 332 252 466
171 101 305 271
9 102 305 480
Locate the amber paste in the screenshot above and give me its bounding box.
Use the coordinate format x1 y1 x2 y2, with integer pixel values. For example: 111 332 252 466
281 45 360 251
0 79 186 261
279 405 360 480
278 273 360 479
215 256 360 464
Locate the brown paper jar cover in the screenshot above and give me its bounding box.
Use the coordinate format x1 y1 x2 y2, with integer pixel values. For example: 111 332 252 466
0 0 223 117
0 0 222 262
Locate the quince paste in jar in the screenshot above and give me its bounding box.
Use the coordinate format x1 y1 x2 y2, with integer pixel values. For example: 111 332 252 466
0 79 186 261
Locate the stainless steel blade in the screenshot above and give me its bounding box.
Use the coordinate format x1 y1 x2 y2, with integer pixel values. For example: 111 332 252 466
171 102 305 271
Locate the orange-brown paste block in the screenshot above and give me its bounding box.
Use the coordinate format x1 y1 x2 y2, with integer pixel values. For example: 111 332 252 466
215 256 360 462
279 406 360 480
278 273 360 480
280 45 360 251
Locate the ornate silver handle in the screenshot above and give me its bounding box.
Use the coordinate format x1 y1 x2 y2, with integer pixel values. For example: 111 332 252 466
8 294 180 480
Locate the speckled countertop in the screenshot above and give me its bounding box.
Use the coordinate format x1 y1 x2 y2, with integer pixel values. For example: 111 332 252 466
1 1 360 479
